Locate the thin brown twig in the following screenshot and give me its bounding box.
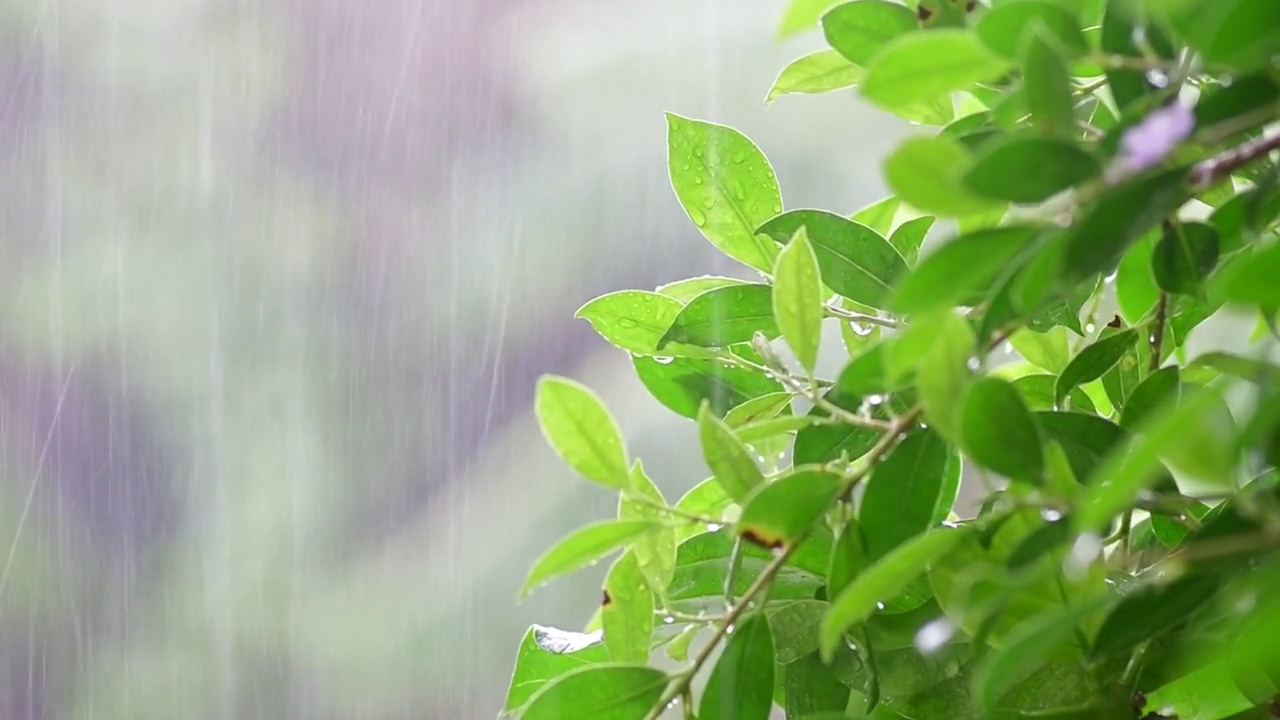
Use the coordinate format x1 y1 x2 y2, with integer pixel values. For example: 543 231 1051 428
1190 131 1280 189
1150 291 1169 372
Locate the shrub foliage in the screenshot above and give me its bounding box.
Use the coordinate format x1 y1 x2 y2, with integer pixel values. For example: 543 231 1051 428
505 1 1280 718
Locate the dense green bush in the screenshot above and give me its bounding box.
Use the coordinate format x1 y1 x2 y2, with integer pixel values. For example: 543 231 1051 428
502 1 1280 717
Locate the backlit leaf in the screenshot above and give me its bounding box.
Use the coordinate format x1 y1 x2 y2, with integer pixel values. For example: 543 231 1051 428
861 429 951 559
601 552 654 664
822 0 918 66
660 283 779 349
737 469 843 549
774 227 826 373
536 376 630 488
699 402 767 502
767 50 864 102
520 520 662 599
962 137 1099 203
700 614 775 720
861 30 1012 112
758 209 909 308
884 135 1003 217
520 664 668 720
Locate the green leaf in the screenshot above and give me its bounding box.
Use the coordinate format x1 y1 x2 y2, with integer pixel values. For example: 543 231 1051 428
889 215 935 265
892 225 1043 313
1012 375 1096 414
1022 28 1078 137
723 392 794 427
758 210 909 308
700 614 775 720
601 551 654 664
821 526 972 661
914 312 977 439
699 402 767 502
782 652 852 716
1153 222 1220 297
861 30 1012 111
1009 327 1071 374
660 283 779 349
822 0 919 66
975 0 1088 58
890 135 1008 217
861 429 952 559
738 469 843 549
666 113 783 272
767 600 830 664
1054 328 1137 405
633 354 784 420
767 50 864 102
1089 574 1220 662
1075 383 1230 532
778 0 844 39
1034 411 1127 481
1115 230 1161 324
504 626 610 713
852 196 901 236
774 227 826 374
656 276 745 303
1224 242 1280 307
519 663 668 720
536 376 630 488
1100 3 1176 111
734 415 816 444
520 520 662 599
1152 0 1280 72
665 624 700 662
670 530 830 614
962 136 1099 203
576 291 712 357
1059 170 1188 285
1119 366 1180 431
619 461 678 594
794 390 909 466
959 377 1045 483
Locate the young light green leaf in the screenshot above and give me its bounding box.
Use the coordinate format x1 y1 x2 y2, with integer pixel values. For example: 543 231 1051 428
723 392 794 427
601 551 654 664
821 0 918 66
1021 29 1077 137
1224 241 1280 307
520 520 662 599
504 626 610 713
821 526 972 661
959 377 1045 483
1153 222 1220 296
576 291 711 357
737 469 843 549
778 0 844 40
619 461 678 594
520 664 669 720
914 312 977 439
767 50 864 102
536 376 630 488
891 225 1043 313
1054 329 1137 404
884 135 1003 217
852 196 901 237
962 136 1100 203
861 429 951 559
889 215 935 265
667 113 782 272
699 401 767 502
861 30 1012 111
700 614 776 720
665 624 700 662
633 355 784 420
773 227 826 374
1116 230 1161 324
734 415 816 444
757 209 909 308
1009 327 1071 374
659 283 779 349
655 276 746 303
1013 375 1097 413
975 0 1088 58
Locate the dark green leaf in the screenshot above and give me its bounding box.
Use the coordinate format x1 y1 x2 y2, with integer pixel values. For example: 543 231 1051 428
884 135 1003 217
667 113 782 272
601 552 654 663
1153 222 1220 296
1100 3 1176 111
758 209 910 308
1060 169 1189 284
699 402 767 502
1054 329 1137 404
888 215 935 265
783 652 852 716
1012 375 1096 414
821 0 918 65
520 664 668 720
975 0 1088 58
963 137 1099 203
1022 30 1077 137
1152 0 1280 72
660 283 779 349
1150 501 1210 548
700 614 775 720
633 354 784 420
504 626 610 713
1120 366 1180 431
861 30 1012 111
774 227 826 373
861 429 951 559
1034 411 1127 481
767 601 830 664
1194 73 1280 129
737 469 843 549
1090 575 1220 662
520 520 661 599
959 377 1045 483
892 225 1043 313
767 50 864 102
821 526 972 660
795 390 910 465
536 376 630 488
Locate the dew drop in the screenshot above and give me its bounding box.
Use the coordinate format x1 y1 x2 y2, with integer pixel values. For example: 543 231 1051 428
966 357 981 371
693 145 704 158
731 148 747 163
850 322 873 337
1145 69 1170 88
693 175 704 185
731 180 748 201
653 355 676 365
1003 342 1014 354
706 523 723 532
1085 322 1096 334
663 615 676 624
725 624 736 635
1040 508 1063 522
915 617 955 655
1104 271 1118 284
701 194 715 209
688 206 707 227
617 317 638 329
772 203 783 214
1234 592 1256 614
876 601 886 610
866 394 885 406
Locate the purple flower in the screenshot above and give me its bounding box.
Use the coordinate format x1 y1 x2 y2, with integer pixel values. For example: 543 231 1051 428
1118 101 1195 174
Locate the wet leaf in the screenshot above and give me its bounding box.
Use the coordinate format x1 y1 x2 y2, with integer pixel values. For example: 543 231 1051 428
822 0 918 65
767 600 829 664
1153 222 1220 297
962 137 1099 203
1055 329 1137 405
773 227 826 373
892 225 1043 313
861 429 952 559
700 614 775 720
861 30 1012 112
619 461 678 594
660 283 779 349
633 354 784 420
601 551 654 663
959 377 1045 483
889 215 935 265
536 376 630 488
698 401 767 502
519 664 668 720
737 469 843 549
504 626 610 713
576 291 710 357
758 209 909 308
520 520 662 599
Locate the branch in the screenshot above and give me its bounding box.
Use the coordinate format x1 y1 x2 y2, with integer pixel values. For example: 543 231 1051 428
1149 291 1168 372
824 303 901 329
644 405 924 720
1190 131 1280 189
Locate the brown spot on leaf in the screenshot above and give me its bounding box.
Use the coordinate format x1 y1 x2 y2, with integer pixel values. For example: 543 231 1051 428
1269 694 1280 717
917 4 933 21
965 0 977 11
1107 315 1124 328
741 527 784 551
602 589 612 607
1131 690 1147 716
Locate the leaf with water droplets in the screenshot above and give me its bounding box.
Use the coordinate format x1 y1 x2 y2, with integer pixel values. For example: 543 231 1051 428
861 429 952 560
773 227 825 374
758 209 909 308
959 377 1045 484
519 664 669 720
536 376 631 489
656 276 746 303
519 520 662 599
1054 329 1137 405
700 613 776 720
660 283 780 349
619 461 678 595
576 291 714 357
633 354 784 420
600 551 654 664
504 626 610 713
667 113 783 272
699 401 767 502
737 469 843 550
